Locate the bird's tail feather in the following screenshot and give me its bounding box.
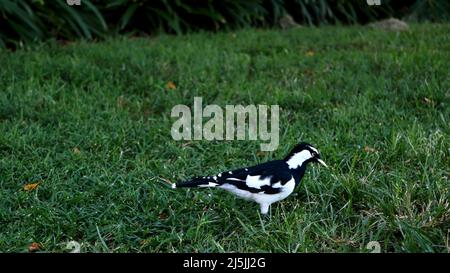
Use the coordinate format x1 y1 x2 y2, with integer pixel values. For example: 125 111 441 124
173 177 220 189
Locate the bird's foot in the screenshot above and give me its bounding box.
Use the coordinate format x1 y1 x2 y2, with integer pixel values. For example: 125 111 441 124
261 213 271 220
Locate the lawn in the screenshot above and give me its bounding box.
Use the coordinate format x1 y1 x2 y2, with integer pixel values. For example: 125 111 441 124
0 24 449 253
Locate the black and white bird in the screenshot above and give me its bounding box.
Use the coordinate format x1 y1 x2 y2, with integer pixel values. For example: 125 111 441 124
172 142 328 215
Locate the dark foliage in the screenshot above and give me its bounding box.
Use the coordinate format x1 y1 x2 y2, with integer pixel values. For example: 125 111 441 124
1 0 449 48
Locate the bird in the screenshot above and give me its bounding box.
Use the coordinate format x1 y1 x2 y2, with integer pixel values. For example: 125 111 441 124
172 142 328 215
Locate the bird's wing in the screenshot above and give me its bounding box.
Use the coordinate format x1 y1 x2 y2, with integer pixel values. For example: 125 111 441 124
216 161 293 194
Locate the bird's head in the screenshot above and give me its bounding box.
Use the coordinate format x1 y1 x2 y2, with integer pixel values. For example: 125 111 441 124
284 142 328 169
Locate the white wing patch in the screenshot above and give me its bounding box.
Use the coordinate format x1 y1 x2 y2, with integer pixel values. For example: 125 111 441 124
272 182 282 188
226 177 245 182
225 175 273 189
198 182 219 187
245 175 271 189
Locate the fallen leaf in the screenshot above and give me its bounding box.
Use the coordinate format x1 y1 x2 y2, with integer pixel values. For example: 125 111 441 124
364 146 376 153
423 97 433 104
166 81 176 90
72 147 81 154
23 181 41 191
158 212 168 220
28 242 41 252
306 50 315 56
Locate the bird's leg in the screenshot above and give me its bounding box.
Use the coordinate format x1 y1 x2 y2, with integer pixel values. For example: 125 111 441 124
259 203 272 221
259 203 270 215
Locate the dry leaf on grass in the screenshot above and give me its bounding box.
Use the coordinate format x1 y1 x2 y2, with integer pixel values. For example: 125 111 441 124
166 81 176 90
28 242 41 252
423 97 434 105
364 146 376 153
158 212 168 220
23 181 41 191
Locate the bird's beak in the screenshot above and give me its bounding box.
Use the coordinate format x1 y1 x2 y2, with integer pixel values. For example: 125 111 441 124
317 159 328 168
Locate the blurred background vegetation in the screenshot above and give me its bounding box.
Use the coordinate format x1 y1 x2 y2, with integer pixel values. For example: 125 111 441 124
1 0 450 48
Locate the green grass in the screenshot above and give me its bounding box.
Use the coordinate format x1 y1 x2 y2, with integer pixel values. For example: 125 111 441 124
0 24 449 253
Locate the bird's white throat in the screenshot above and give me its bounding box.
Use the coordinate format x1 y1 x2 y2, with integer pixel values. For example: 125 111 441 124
286 150 312 169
